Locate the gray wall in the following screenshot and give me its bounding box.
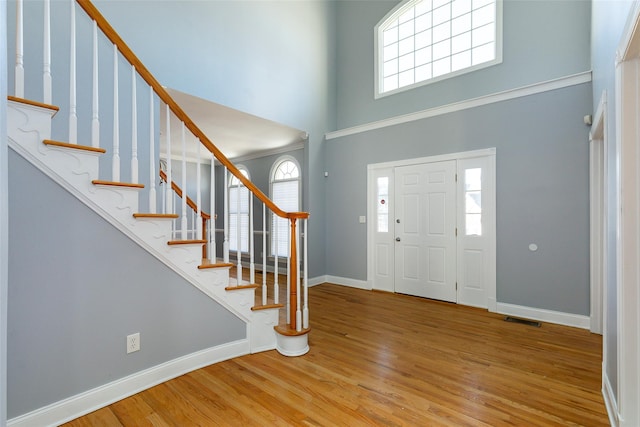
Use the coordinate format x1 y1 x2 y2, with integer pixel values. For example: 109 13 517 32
326 83 593 315
335 0 592 129
329 0 593 315
590 0 636 408
7 151 245 419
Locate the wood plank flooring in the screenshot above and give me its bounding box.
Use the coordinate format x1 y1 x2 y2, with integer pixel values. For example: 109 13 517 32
63 283 608 426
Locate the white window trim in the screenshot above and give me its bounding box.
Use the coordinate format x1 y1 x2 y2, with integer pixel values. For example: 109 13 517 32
374 0 504 99
269 156 302 258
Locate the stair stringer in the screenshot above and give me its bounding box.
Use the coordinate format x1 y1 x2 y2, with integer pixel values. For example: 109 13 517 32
7 99 279 353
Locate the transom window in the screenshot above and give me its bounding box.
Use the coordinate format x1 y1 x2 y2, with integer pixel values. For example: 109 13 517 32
376 0 502 97
271 158 301 257
228 167 250 253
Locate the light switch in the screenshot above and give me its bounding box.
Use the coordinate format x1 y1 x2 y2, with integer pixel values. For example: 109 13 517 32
359 216 366 224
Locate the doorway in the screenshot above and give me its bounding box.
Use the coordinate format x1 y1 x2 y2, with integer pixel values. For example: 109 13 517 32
367 149 496 310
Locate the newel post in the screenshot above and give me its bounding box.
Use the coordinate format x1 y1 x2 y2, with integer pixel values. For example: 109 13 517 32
288 217 298 330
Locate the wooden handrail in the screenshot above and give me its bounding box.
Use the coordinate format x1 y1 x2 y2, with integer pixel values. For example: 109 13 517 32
159 169 210 220
75 0 308 221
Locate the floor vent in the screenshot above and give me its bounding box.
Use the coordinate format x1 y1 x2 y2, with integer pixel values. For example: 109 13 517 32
504 316 541 327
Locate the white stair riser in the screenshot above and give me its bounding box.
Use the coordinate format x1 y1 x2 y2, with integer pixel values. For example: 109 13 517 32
88 186 141 221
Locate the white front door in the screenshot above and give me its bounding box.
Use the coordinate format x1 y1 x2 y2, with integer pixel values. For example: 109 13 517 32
456 156 496 308
394 160 457 302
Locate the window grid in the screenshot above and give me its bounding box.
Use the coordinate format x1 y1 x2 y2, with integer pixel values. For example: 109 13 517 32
377 177 389 233
381 0 498 94
271 159 301 258
464 168 482 236
228 168 250 253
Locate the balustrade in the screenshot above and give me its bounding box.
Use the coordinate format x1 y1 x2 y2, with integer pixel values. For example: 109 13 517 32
8 0 310 342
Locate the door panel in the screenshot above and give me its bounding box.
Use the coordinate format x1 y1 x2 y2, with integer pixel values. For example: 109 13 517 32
371 168 394 292
394 161 457 302
457 156 495 308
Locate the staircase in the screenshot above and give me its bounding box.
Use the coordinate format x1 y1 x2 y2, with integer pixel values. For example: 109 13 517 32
7 0 310 359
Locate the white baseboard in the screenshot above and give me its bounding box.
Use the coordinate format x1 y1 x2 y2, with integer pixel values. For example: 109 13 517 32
496 302 590 329
8 339 250 427
603 370 619 427
308 275 327 287
487 297 497 313
324 275 370 290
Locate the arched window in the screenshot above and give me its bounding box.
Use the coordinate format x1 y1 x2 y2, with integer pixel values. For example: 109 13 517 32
270 157 301 257
228 167 250 253
375 0 502 97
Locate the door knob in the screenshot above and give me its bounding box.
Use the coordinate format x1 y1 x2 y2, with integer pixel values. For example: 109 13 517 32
396 237 401 242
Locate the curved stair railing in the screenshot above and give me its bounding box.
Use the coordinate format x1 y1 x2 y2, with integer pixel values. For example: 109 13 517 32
159 169 211 260
8 0 310 351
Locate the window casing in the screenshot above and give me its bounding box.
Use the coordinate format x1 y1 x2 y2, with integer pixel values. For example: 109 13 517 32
228 168 250 253
375 0 502 98
270 158 301 258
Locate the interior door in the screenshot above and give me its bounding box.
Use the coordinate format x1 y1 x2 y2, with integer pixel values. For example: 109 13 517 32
394 161 457 302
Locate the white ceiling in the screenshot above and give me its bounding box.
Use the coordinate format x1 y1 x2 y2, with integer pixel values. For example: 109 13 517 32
160 88 307 162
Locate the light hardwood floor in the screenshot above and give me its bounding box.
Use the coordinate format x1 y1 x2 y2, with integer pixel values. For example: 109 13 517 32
63 283 608 426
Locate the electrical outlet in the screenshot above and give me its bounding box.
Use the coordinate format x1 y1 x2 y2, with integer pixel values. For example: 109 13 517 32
127 333 140 354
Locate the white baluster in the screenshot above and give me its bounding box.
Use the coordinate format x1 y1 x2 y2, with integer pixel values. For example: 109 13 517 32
161 177 165 214
172 193 178 239
148 87 156 213
69 1 77 145
180 123 187 238
249 193 255 284
191 210 195 239
112 44 120 181
303 219 309 329
131 66 138 183
209 154 216 262
286 222 290 324
91 20 99 148
165 104 172 214
236 178 242 286
196 140 202 240
223 167 229 263
274 212 279 305
14 0 24 98
262 204 267 306
43 0 51 104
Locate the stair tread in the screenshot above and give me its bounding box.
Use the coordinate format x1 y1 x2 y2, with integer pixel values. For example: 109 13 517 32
198 262 233 270
43 139 106 154
92 179 144 189
167 239 207 245
8 95 60 113
274 324 311 336
251 303 284 311
133 213 179 219
225 284 259 291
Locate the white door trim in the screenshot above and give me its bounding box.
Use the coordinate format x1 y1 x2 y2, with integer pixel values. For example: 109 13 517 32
589 91 607 336
369 147 496 170
367 148 496 311
614 4 640 423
